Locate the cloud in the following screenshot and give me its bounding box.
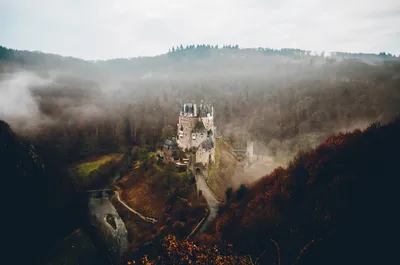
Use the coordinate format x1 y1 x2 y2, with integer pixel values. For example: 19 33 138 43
0 0 399 60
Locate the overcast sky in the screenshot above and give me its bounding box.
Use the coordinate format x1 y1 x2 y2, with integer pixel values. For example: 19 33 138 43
0 0 399 60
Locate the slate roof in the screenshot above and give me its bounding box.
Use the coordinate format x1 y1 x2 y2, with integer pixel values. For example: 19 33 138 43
194 120 207 133
164 139 177 149
198 105 212 117
200 138 214 151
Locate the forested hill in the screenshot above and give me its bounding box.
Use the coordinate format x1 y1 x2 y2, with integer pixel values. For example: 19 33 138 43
1 45 398 73
1 43 400 165
151 117 400 265
212 117 400 265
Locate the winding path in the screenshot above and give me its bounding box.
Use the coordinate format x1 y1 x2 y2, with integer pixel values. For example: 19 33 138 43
195 172 221 234
113 191 158 224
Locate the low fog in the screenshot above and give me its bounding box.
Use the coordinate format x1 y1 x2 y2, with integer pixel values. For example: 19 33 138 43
0 72 51 125
0 68 131 133
1 47 399 184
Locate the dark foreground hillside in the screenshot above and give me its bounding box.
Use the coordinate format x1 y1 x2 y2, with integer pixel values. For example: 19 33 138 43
146 117 400 265
214 117 400 265
0 121 84 265
1 120 49 264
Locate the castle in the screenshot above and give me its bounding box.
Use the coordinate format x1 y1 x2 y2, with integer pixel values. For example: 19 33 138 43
177 101 216 167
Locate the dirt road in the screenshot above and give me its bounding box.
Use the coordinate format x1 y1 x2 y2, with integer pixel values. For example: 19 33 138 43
195 172 220 234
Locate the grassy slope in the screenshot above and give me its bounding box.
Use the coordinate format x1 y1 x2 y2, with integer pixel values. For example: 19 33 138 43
208 139 221 179
73 153 124 178
116 156 170 219
67 153 124 190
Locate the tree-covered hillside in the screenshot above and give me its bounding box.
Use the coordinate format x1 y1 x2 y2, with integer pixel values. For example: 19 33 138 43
1 45 400 264
143 117 399 265
1 45 400 176
1 45 398 72
1 120 66 265
212 117 400 264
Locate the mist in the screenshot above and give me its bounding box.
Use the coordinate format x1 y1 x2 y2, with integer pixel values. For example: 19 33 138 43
0 71 54 131
0 68 135 134
1 47 399 187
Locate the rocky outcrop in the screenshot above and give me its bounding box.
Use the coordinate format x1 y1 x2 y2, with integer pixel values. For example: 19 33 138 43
86 193 129 265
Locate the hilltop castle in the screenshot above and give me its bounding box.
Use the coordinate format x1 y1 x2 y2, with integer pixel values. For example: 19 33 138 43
177 101 216 167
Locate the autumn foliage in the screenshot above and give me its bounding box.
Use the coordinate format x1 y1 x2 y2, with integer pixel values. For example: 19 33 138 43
212 117 400 264
128 118 400 265
161 235 252 265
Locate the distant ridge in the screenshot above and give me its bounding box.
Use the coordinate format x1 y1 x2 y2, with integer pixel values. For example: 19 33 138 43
1 44 398 63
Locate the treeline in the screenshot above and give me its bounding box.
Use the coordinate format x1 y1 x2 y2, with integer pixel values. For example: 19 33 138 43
2 45 397 69
167 44 239 59
168 44 239 53
165 43 399 61
0 45 90 70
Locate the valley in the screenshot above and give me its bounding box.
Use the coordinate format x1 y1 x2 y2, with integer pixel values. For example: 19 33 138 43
1 44 399 265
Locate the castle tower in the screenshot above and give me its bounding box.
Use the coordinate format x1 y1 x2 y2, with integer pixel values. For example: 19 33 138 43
188 102 193 117
177 101 216 152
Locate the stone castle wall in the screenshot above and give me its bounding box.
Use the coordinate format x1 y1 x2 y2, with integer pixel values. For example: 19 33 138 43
177 116 199 150
191 132 207 148
195 147 215 166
